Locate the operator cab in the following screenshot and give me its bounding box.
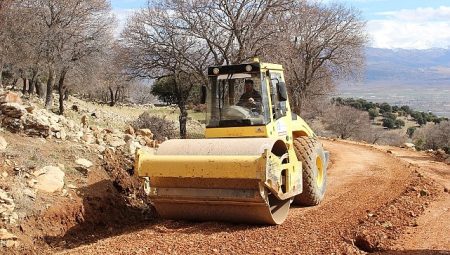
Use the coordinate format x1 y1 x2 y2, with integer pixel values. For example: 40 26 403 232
206 63 271 128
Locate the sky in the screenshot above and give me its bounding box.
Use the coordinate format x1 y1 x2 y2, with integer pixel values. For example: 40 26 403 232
111 0 450 50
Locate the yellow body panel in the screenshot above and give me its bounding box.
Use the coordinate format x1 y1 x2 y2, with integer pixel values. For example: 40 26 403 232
205 126 268 138
137 154 265 179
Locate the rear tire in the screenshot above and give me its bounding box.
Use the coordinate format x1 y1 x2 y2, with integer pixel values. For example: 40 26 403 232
293 136 327 206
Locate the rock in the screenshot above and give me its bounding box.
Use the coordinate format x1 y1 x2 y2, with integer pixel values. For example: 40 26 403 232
136 128 153 138
0 189 13 204
25 105 34 113
354 231 380 253
437 149 446 156
33 166 65 193
8 212 18 224
22 112 51 137
108 137 126 148
1 172 7 178
125 141 141 155
81 115 89 128
419 189 430 196
97 145 106 153
0 228 18 248
381 221 393 229
403 143 415 149
75 158 93 168
66 184 77 189
124 125 135 135
0 136 7 150
0 103 27 118
0 92 22 104
124 134 134 143
141 136 153 146
23 189 36 200
27 179 37 188
82 133 95 144
2 117 23 132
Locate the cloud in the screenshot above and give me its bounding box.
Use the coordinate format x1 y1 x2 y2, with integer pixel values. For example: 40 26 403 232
378 6 450 22
369 6 450 49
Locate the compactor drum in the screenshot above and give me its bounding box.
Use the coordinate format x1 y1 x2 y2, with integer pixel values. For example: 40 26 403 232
135 60 329 225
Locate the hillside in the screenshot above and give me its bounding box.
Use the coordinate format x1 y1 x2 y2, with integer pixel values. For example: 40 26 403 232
0 91 449 254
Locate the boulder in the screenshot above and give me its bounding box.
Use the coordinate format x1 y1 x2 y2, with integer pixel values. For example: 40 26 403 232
0 228 18 248
124 134 134 143
22 113 51 137
2 117 23 133
106 134 126 147
403 143 415 149
0 92 22 104
124 125 135 135
125 140 142 155
82 133 95 144
136 128 153 138
0 136 7 151
75 158 93 168
0 103 27 118
33 166 65 193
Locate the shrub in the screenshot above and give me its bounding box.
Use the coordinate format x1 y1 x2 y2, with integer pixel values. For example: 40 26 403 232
413 121 450 151
407 127 416 138
394 119 405 128
382 118 395 129
379 103 392 114
323 105 371 139
131 112 177 140
368 108 379 120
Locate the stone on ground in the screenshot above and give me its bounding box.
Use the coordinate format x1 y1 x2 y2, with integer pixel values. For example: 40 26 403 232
33 166 65 193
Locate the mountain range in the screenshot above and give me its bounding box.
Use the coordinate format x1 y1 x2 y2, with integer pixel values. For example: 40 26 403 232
364 47 450 85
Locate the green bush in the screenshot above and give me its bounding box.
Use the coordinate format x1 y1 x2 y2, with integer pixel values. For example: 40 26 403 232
368 108 379 120
382 118 396 129
394 119 405 128
407 127 416 138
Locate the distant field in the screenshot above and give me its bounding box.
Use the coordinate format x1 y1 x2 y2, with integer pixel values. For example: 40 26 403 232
337 82 450 118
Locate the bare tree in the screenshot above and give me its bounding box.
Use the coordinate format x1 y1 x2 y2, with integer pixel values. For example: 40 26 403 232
122 4 211 138
166 0 291 65
414 121 450 151
323 105 371 139
268 2 367 114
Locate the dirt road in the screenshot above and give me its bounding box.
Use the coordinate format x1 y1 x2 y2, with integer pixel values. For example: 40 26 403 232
51 139 449 255
375 145 450 253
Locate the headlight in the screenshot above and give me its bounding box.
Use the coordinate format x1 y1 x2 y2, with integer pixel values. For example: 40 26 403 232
213 68 220 75
245 65 253 72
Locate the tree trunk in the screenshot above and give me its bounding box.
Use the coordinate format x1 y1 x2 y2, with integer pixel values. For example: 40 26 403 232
178 103 188 139
45 66 55 109
28 69 38 95
22 78 28 95
57 69 67 115
115 87 120 103
11 78 18 90
35 80 43 98
0 58 3 88
109 87 115 106
64 89 69 100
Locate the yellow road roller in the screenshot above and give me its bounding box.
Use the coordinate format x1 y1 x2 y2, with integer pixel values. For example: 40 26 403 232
135 60 328 225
